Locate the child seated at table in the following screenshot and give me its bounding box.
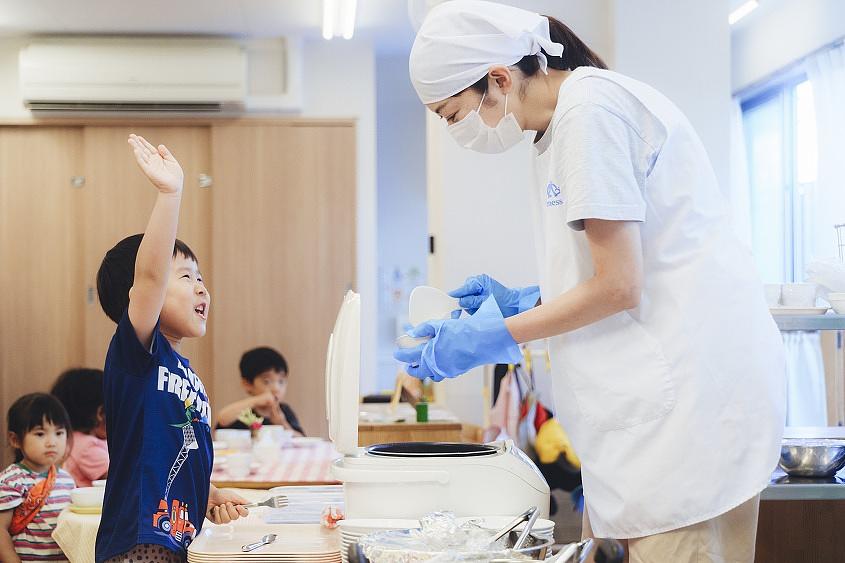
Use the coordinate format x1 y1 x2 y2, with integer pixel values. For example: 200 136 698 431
51 368 109 487
0 393 76 563
216 347 305 436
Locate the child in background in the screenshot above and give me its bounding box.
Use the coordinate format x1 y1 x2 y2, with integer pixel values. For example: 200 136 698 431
216 347 305 436
51 368 109 487
94 135 247 563
0 393 76 562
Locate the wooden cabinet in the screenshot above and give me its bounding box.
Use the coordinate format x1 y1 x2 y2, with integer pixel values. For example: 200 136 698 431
210 123 356 438
0 128 85 463
0 119 355 466
756 499 845 562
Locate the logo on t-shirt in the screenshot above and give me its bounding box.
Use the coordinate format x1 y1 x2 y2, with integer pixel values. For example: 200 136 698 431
546 182 564 207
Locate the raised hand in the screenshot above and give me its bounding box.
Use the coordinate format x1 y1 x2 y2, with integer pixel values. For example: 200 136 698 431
127 133 184 195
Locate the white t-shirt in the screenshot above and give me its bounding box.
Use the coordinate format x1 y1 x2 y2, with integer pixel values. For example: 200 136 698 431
530 67 786 538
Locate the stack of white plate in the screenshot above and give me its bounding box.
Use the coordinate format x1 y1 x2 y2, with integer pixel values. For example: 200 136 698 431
263 485 345 525
188 522 340 562
339 519 420 563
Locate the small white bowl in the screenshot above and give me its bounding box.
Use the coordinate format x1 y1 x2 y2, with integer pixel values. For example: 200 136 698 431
781 283 817 307
70 486 105 508
828 293 845 314
92 479 107 488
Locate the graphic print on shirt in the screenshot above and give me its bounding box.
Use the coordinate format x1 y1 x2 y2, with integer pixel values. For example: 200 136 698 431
546 182 564 207
151 360 210 549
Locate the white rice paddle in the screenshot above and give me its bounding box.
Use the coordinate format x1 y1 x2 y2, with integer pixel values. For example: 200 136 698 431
396 286 460 349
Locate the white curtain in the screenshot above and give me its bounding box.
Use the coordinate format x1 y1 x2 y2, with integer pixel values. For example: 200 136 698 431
805 43 845 259
729 97 753 249
782 332 828 426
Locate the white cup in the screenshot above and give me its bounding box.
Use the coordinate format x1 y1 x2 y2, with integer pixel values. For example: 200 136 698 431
227 452 253 479
764 284 782 307
781 283 817 307
258 425 293 445
253 440 281 464
215 429 252 451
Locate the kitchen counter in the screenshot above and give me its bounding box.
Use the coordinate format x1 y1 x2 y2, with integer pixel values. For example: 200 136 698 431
757 461 845 562
762 468 845 501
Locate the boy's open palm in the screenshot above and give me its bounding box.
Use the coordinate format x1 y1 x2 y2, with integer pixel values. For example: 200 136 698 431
128 133 183 194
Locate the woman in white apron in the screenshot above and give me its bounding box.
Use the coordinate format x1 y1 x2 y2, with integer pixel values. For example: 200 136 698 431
395 2 786 561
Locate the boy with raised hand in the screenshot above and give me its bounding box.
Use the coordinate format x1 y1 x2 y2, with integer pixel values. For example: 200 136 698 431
95 135 247 563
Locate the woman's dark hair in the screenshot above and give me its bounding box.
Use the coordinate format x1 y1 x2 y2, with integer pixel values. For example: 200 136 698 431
7 393 72 463
51 368 105 433
469 15 607 94
97 233 198 324
239 347 289 383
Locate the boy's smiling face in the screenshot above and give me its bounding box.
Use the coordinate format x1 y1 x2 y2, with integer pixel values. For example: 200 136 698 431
159 254 210 341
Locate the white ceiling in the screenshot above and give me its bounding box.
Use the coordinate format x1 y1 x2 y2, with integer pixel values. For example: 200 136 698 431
0 0 418 53
0 0 772 53
729 0 785 32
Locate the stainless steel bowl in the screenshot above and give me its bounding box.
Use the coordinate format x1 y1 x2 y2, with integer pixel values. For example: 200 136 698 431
779 440 845 478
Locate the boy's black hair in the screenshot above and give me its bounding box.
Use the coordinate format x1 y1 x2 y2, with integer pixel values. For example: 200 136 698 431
7 393 72 463
96 233 198 324
51 368 105 433
239 347 289 383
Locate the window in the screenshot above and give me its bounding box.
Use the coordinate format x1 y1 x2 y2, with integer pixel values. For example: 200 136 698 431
742 77 818 282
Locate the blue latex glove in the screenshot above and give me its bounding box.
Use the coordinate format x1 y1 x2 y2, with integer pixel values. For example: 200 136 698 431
449 274 540 318
393 295 522 381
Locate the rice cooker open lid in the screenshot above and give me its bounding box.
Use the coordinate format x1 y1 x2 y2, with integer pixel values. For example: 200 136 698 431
326 290 361 455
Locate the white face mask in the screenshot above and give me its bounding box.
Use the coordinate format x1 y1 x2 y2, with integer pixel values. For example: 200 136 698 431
447 91 525 154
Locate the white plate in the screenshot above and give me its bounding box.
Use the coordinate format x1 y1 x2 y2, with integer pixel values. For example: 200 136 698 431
770 306 829 316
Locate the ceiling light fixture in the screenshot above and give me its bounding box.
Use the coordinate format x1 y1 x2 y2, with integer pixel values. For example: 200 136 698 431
729 0 759 25
323 0 358 40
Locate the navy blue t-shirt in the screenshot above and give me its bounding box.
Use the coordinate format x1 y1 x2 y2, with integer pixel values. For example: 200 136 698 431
96 311 213 562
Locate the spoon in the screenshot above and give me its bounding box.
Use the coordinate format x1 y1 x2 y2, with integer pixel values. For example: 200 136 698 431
241 533 277 552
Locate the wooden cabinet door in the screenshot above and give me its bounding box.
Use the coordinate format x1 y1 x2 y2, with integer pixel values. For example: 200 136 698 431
0 127 84 466
210 123 356 437
80 126 213 392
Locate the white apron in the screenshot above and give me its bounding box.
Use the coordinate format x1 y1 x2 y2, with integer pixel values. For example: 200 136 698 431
529 67 786 538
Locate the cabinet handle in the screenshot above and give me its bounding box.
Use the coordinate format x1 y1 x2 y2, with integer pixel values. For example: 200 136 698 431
198 174 213 188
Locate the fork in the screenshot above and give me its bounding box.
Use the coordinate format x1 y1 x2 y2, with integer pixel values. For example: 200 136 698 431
243 495 289 509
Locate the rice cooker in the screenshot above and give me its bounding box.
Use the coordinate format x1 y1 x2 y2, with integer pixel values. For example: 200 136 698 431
327 291 550 519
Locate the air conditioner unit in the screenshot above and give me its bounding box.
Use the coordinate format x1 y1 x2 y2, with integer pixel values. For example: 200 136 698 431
19 38 247 112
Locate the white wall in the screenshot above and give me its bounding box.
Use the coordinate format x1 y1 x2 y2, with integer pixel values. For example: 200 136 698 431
732 0 845 92
300 38 378 396
374 53 428 392
612 0 731 192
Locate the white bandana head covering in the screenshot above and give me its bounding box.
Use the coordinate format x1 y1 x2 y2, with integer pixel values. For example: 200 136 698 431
409 0 565 104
